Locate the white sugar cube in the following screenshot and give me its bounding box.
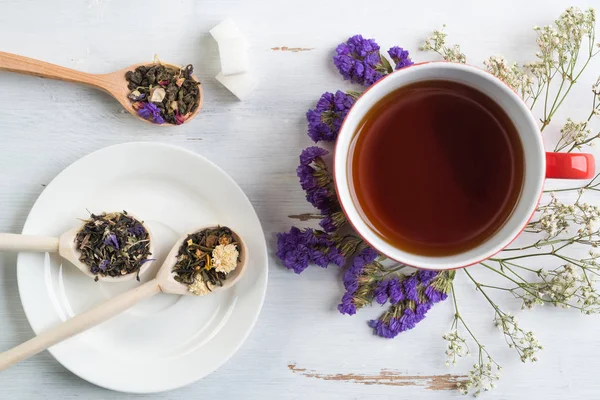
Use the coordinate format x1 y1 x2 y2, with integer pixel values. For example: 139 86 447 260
218 37 250 76
216 72 258 101
210 18 242 42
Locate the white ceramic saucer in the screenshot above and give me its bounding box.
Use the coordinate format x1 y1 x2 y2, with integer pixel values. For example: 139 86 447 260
16 142 268 393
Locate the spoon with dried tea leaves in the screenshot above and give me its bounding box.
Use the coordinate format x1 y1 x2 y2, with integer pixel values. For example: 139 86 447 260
0 226 247 371
0 51 203 125
0 212 155 282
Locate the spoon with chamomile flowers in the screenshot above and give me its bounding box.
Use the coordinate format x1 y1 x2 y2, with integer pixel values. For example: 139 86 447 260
0 211 155 282
0 225 247 371
0 51 203 125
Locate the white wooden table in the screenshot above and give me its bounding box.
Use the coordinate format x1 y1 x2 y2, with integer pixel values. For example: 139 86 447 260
1 0 599 398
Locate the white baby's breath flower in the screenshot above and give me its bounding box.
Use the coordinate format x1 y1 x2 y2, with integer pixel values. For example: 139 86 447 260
443 330 469 366
484 56 534 100
494 313 542 363
212 243 239 274
420 26 466 63
560 118 592 147
457 354 501 396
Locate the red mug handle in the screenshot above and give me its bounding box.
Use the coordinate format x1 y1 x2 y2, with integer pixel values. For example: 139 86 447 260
546 153 596 179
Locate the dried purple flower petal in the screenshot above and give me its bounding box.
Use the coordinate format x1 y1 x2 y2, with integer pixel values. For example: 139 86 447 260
388 46 414 70
337 292 357 315
99 260 110 271
333 35 386 86
387 278 405 304
300 146 329 166
276 227 345 273
402 275 419 302
374 280 390 305
128 224 146 237
306 91 357 143
103 234 119 249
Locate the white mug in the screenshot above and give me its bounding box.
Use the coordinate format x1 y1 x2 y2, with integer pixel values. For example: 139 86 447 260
334 62 595 270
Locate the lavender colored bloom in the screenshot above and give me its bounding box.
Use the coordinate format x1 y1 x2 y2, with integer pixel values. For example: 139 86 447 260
374 280 389 305
306 91 357 143
368 319 395 338
140 258 156 265
306 187 335 212
296 165 317 191
328 246 345 266
319 215 337 233
398 308 418 332
402 276 419 302
99 260 109 271
387 46 414 70
300 146 329 166
311 249 330 268
138 102 164 124
387 278 405 304
425 285 448 303
337 292 357 315
276 227 345 273
276 227 312 274
333 35 386 87
104 233 119 249
417 270 438 286
343 271 359 294
127 224 146 237
354 247 378 267
371 270 450 338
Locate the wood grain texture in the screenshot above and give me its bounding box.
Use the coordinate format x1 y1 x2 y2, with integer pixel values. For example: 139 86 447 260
0 0 599 398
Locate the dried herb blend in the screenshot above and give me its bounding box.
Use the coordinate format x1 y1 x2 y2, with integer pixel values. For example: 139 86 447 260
172 226 241 296
74 211 152 281
126 63 200 125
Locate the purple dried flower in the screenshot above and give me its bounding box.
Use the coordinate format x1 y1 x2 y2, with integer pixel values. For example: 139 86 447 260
387 278 405 304
140 258 156 265
311 249 330 268
402 275 419 302
104 233 119 249
337 292 357 315
398 308 418 331
328 246 345 266
128 224 146 237
387 46 414 70
296 165 317 191
374 280 389 305
306 187 335 212
276 227 345 273
370 271 451 338
333 35 387 86
300 146 329 166
425 285 448 303
99 260 109 271
319 215 337 233
368 319 396 338
354 247 378 267
417 270 438 286
138 102 164 124
276 227 312 274
306 91 357 143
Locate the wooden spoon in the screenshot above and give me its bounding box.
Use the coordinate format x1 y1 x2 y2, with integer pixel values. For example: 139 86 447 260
0 218 155 282
0 51 203 125
0 226 247 371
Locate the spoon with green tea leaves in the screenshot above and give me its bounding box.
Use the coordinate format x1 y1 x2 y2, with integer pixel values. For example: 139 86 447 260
0 225 247 371
0 51 203 125
0 211 155 282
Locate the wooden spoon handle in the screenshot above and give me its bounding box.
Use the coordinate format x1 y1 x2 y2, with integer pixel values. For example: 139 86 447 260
0 279 161 371
0 233 59 253
0 51 104 88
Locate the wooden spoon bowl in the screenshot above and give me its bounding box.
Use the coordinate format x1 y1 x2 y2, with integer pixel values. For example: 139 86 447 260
0 52 203 125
